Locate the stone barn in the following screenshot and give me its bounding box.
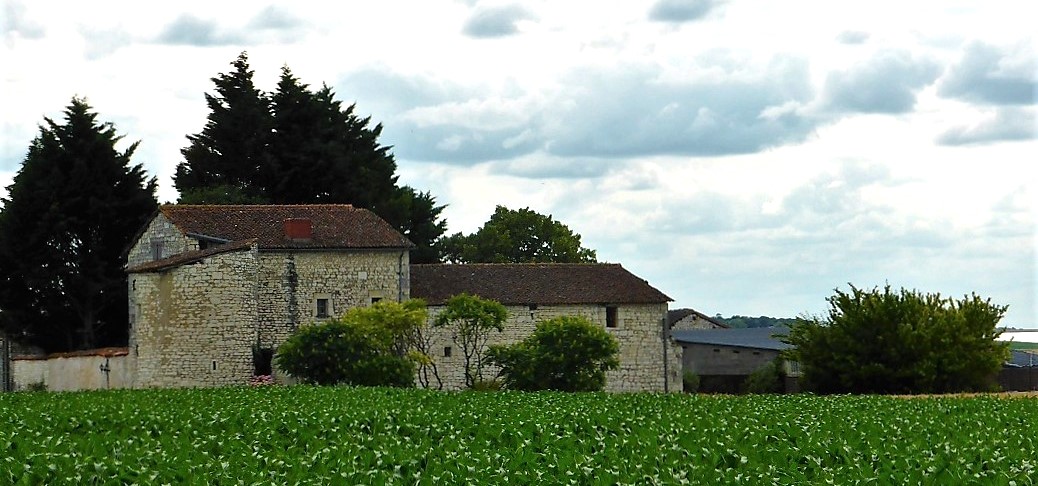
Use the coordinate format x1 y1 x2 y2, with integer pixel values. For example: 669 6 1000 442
126 204 413 388
410 263 680 392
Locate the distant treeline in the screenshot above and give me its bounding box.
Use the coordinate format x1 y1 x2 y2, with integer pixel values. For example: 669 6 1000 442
715 315 798 329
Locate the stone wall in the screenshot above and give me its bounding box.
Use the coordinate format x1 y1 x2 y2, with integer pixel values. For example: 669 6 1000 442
130 245 259 388
126 213 197 268
419 303 680 392
0 332 9 392
11 349 131 391
257 250 409 359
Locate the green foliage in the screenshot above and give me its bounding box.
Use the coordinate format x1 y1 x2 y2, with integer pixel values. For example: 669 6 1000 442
174 53 446 262
0 98 158 352
489 316 620 392
440 205 597 263
682 370 700 393
433 293 507 388
744 358 785 394
4 388 1038 483
275 300 428 387
784 285 1009 394
717 315 798 329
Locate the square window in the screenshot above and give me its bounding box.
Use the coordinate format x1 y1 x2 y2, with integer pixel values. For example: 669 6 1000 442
606 306 618 328
316 298 330 318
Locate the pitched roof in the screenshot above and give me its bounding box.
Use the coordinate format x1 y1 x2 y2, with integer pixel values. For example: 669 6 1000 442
158 204 413 250
410 263 672 305
671 327 792 351
127 239 257 273
667 308 728 328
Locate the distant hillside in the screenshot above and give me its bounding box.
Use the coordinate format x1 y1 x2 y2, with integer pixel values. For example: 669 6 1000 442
715 315 798 329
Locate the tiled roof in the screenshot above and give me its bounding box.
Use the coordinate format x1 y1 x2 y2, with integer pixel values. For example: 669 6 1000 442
159 204 413 250
671 327 792 351
410 263 672 305
127 239 257 273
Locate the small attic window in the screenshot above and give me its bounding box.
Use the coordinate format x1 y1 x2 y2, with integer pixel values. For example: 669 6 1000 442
150 239 164 260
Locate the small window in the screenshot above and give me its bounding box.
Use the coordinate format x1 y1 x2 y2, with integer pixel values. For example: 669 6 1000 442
606 306 618 328
444 346 452 358
316 298 330 319
713 348 720 353
212 360 218 371
371 297 383 305
752 351 760 356
528 304 538 311
150 240 164 260
732 350 740 354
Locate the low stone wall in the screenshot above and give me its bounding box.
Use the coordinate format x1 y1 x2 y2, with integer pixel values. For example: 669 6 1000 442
11 348 131 391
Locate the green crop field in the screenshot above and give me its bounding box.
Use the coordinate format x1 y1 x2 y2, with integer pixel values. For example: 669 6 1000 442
2 387 1036 484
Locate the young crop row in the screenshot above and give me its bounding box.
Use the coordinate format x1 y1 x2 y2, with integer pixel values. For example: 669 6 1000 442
2 387 1037 484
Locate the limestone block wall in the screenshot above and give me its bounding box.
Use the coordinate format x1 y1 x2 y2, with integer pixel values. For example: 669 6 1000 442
419 303 680 393
130 246 259 388
126 213 197 268
257 250 409 352
11 349 131 391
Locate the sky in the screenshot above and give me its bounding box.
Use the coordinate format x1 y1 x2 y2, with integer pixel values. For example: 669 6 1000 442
2 0 1036 325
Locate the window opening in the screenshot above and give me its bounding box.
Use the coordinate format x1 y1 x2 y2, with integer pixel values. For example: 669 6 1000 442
606 306 618 328
316 298 330 318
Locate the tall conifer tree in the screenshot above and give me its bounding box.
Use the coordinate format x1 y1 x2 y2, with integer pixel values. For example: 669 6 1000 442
0 98 157 351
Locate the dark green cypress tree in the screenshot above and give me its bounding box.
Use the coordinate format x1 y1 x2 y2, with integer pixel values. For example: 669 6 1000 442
0 98 157 351
175 52 273 204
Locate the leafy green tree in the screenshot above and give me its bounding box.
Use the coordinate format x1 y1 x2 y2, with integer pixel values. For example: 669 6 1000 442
440 206 597 263
489 316 619 392
0 98 158 351
174 54 447 262
275 300 428 387
433 293 508 388
783 285 1009 394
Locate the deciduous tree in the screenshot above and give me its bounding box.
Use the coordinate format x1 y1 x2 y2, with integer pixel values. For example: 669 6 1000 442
0 98 157 351
440 206 597 264
433 293 507 388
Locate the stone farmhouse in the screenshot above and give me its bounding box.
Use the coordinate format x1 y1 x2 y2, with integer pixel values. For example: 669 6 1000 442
124 204 679 392
411 264 678 392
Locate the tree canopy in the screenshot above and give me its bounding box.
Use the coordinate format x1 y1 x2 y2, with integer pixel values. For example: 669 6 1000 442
440 206 597 264
783 285 1009 394
175 53 446 263
0 98 158 351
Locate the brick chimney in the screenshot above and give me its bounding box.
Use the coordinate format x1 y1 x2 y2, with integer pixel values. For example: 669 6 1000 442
283 218 313 241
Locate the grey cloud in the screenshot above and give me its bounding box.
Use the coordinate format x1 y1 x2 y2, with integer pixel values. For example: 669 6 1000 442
836 31 869 45
820 51 940 114
937 107 1036 146
548 59 816 158
2 1 44 39
938 43 1037 106
649 0 723 23
80 26 132 59
486 157 619 179
340 57 821 171
248 6 307 30
462 5 534 38
156 14 243 46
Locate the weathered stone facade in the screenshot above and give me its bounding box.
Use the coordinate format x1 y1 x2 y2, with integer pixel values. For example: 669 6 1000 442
130 245 259 388
255 250 408 351
126 205 414 389
421 302 681 392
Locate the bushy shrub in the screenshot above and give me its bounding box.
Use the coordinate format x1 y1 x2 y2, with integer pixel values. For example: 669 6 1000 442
784 285 1008 394
275 301 427 387
744 358 784 394
682 370 700 393
489 316 619 392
